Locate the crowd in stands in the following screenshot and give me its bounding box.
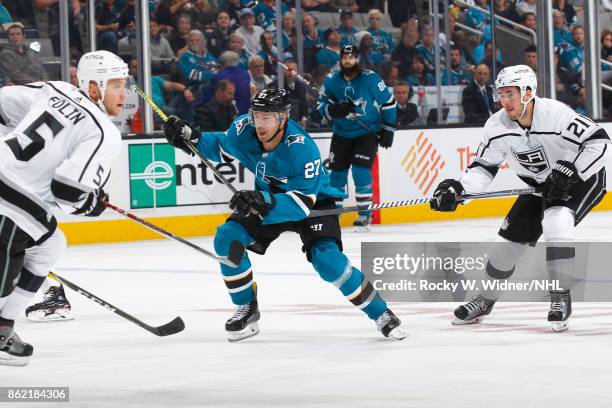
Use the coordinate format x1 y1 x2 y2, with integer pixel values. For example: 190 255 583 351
0 0 609 131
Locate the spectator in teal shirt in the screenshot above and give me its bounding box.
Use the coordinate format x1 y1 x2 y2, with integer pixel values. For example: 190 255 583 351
316 28 341 70
178 29 218 86
366 9 393 57
356 31 383 71
338 9 358 47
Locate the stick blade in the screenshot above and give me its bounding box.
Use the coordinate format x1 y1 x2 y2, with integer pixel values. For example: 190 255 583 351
227 241 246 267
153 317 185 336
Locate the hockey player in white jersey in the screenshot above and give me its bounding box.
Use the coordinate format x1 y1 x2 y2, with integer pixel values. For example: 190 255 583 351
0 50 128 365
430 65 609 332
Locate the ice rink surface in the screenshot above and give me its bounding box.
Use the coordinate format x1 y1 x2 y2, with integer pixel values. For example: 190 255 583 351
3 212 612 408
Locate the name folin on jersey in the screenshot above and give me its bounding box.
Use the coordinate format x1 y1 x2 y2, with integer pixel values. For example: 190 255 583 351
511 146 550 175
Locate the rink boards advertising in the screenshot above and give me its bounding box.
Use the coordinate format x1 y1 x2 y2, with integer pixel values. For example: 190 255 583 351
56 124 612 244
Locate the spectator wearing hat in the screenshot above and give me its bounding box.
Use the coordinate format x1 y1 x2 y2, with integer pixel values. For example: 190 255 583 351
207 10 234 58
0 24 47 85
366 9 394 57
338 9 358 47
355 31 382 71
253 0 288 31
316 28 342 70
211 50 251 114
404 56 434 86
228 32 251 71
236 7 265 55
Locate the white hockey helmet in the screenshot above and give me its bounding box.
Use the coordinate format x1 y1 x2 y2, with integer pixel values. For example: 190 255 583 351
494 64 537 119
77 50 129 112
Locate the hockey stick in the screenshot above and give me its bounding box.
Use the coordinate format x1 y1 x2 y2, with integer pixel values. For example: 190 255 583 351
104 201 245 267
48 272 185 337
134 85 239 194
308 187 539 217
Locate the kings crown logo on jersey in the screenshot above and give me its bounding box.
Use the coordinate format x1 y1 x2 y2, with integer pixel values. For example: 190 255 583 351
512 147 550 175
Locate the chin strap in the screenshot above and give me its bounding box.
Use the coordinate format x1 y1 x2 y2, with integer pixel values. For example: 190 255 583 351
517 94 534 120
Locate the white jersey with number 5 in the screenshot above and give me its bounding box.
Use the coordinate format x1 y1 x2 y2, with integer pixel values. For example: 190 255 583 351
460 97 610 193
0 81 121 240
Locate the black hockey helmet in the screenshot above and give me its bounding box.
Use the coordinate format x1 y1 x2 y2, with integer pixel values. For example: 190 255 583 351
251 88 291 113
340 44 359 58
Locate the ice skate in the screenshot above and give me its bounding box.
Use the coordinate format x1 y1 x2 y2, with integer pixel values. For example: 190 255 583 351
546 290 571 332
452 294 497 325
376 309 408 340
226 298 260 342
0 326 33 367
353 214 372 232
26 284 73 322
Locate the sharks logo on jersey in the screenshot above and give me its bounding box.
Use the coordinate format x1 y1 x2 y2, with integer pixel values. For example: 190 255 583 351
286 135 305 146
256 160 267 183
344 87 367 116
235 116 250 135
512 146 550 175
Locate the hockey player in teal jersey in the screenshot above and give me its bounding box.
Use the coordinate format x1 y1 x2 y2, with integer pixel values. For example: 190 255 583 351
317 45 397 229
163 88 407 342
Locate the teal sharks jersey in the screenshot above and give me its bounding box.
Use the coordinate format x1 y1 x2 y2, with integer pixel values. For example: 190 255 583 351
318 69 397 138
196 114 346 224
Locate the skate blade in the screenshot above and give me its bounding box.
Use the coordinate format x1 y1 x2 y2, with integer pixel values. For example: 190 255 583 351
551 321 569 332
26 309 74 322
388 326 409 340
452 316 483 325
0 352 29 367
227 322 259 342
353 225 370 232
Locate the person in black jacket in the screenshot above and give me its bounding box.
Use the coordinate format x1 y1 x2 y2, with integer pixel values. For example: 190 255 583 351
394 81 418 127
461 63 496 124
207 10 233 58
282 59 309 128
195 79 238 131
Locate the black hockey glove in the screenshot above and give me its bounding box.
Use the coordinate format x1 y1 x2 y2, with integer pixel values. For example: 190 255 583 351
73 188 108 217
163 115 201 156
229 190 276 217
328 101 355 119
378 128 394 149
430 179 465 212
544 160 579 202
